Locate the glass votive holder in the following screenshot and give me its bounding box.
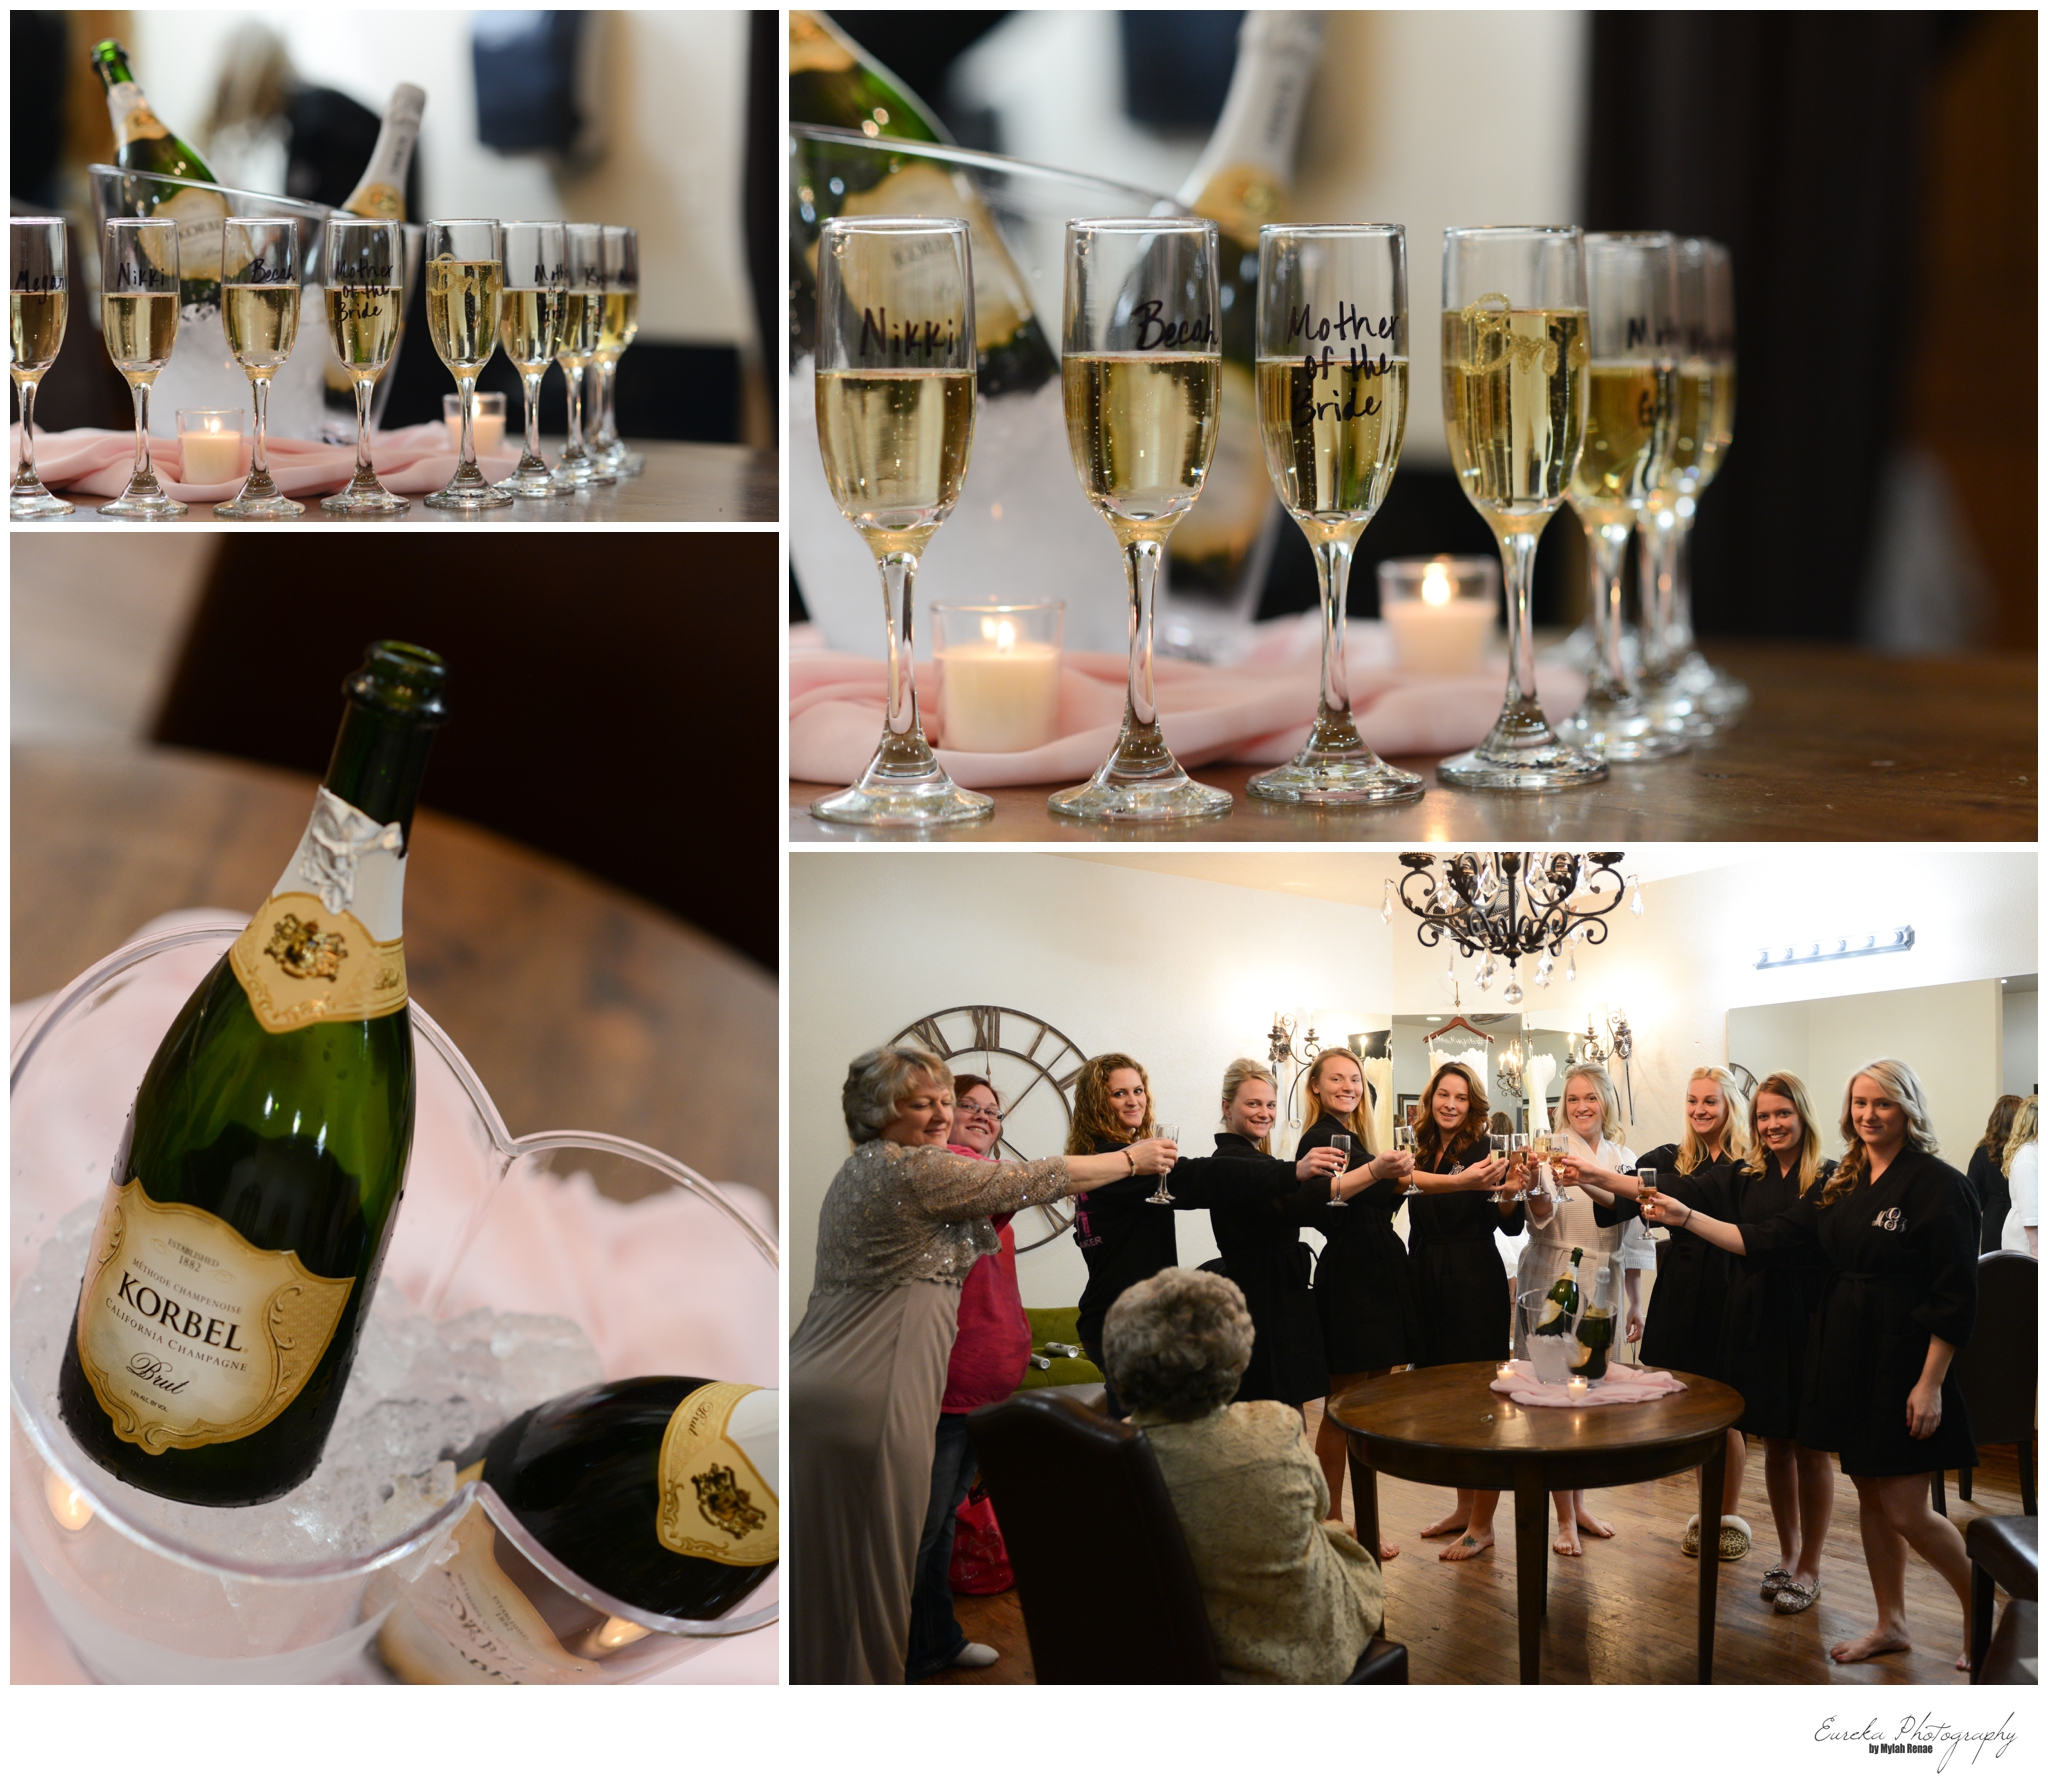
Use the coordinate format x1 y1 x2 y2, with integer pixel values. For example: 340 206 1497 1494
1378 555 1500 675
931 602 1065 753
174 408 246 485
443 391 506 455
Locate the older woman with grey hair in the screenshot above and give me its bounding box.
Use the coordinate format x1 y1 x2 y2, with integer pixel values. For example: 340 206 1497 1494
1104 1268 1384 1683
791 1045 1178 1684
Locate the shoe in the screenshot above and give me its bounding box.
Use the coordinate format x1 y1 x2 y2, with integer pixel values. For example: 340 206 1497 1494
948 1641 999 1670
1773 1577 1820 1614
1681 1516 1701 1557
1761 1567 1793 1600
1718 1516 1753 1561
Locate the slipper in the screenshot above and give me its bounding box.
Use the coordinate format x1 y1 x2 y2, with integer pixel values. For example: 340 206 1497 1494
1680 1515 1701 1557
1761 1567 1793 1600
1718 1515 1753 1561
1773 1576 1820 1614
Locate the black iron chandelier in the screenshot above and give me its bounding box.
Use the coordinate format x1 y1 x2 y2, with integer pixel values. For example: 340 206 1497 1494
1381 851 1642 1006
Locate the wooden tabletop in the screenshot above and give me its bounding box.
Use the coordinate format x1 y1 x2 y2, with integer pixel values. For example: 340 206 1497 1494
12 744 776 1201
38 440 777 526
790 640 2034 842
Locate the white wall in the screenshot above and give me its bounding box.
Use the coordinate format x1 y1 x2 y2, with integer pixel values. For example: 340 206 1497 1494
789 853 1394 1317
2003 988 2038 1095
131 10 753 346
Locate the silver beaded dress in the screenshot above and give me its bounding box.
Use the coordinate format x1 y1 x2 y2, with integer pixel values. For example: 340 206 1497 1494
790 1141 1068 1683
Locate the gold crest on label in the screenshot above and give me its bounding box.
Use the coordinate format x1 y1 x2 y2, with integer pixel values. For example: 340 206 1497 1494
265 912 349 981
229 892 406 1032
657 1383 777 1566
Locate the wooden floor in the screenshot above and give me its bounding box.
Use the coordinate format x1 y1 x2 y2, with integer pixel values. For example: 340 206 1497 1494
926 1426 2031 1686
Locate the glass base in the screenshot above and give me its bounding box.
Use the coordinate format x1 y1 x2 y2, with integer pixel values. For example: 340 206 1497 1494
551 450 616 490
426 472 515 511
497 462 562 498
1048 763 1233 822
1438 736 1609 790
810 774 993 828
214 489 304 520
1247 749 1425 806
11 484 74 518
98 489 188 520
321 484 411 515
1556 697 1690 763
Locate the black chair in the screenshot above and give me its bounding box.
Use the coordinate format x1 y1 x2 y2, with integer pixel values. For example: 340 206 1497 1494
1966 1514 2037 1685
1933 1251 2037 1517
967 1388 1407 1684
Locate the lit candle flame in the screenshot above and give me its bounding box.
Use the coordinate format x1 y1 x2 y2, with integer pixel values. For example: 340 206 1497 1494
44 1468 93 1532
995 619 1016 653
1421 564 1453 607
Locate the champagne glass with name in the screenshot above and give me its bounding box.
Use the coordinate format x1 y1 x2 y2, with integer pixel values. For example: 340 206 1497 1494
810 216 991 826
1146 1123 1181 1205
551 222 611 490
1328 1131 1359 1208
215 217 303 519
496 220 565 498
321 217 409 514
1438 226 1602 789
10 217 73 517
1248 224 1423 804
591 223 642 475
1051 218 1232 823
1557 232 1683 759
98 218 185 519
424 218 511 511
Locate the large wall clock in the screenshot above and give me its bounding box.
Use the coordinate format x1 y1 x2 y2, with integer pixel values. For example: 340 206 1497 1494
888 1005 1087 1252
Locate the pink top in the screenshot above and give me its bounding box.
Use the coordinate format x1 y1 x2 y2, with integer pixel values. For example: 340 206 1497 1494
942 1144 1033 1411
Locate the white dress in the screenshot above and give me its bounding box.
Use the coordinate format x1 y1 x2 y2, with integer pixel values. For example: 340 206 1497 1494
2002 1141 2038 1253
1516 1130 1640 1328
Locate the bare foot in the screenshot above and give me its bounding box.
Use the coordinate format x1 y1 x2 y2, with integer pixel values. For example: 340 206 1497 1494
1576 1511 1616 1540
1379 1541 1401 1561
1554 1521 1583 1557
1439 1530 1494 1562
1420 1512 1468 1539
1830 1623 1912 1663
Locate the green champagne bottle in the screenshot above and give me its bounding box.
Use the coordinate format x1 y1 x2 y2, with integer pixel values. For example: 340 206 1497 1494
788 10 1056 397
1534 1246 1584 1337
57 643 447 1507
378 1378 778 1683
1571 1304 1615 1380
91 38 229 288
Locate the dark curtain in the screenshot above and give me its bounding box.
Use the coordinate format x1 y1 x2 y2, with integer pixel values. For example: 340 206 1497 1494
1585 11 1953 641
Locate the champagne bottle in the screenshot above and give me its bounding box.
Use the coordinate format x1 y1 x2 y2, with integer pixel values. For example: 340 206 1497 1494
377 1378 779 1684
57 643 448 1507
340 84 427 221
1534 1246 1584 1336
788 10 1055 397
91 38 228 286
1169 11 1324 608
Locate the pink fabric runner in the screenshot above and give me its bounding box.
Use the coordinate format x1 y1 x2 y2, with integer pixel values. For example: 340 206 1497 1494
10 422 520 501
1491 1360 1688 1406
789 614 1589 783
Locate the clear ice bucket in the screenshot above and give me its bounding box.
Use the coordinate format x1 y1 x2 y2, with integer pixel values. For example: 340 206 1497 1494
11 924 778 1684
88 166 426 445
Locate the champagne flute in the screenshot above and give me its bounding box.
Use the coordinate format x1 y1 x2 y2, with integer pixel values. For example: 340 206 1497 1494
1509 1131 1533 1201
1146 1123 1180 1205
99 218 185 520
810 216 991 826
215 217 303 519
550 222 611 490
590 223 642 476
1556 233 1685 760
424 218 511 511
10 217 73 517
496 220 565 498
1437 226 1602 789
1547 1129 1577 1201
1328 1131 1358 1208
321 218 409 515
1639 237 1743 731
1248 224 1424 805
1050 219 1232 823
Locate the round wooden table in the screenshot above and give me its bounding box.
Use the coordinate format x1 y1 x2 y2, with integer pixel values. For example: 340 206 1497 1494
1324 1361 1746 1684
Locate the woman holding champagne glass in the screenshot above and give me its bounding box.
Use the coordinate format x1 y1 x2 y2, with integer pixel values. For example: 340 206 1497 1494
1634 1062 1979 1669
1066 1053 1177 1400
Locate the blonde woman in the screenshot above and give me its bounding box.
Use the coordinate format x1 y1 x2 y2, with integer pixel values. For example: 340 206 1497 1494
2000 1096 2036 1255
1568 1065 1752 1560
1639 1061 1980 1669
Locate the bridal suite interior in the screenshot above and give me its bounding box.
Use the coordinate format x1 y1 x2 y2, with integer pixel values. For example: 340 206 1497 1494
788 845 2036 1687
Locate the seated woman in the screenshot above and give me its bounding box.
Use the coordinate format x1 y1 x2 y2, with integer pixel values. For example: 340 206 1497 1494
1102 1267 1384 1685
790 1045 1178 1684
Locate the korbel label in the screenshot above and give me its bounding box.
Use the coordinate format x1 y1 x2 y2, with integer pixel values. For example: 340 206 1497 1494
73 1178 354 1453
657 1382 778 1567
228 893 407 1033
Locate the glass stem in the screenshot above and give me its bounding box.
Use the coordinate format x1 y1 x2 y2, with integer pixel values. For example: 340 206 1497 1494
1498 525 1541 711
1585 521 1635 703
1668 495 1699 655
13 373 40 486
522 371 544 464
456 375 477 472
1314 533 1358 727
1124 534 1164 729
1638 505 1679 676
565 363 586 456
599 359 618 441
879 549 923 745
249 375 271 480
353 377 377 478
129 377 152 482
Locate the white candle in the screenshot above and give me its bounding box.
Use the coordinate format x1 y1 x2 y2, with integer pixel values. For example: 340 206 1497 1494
1384 562 1496 674
444 401 505 454
179 426 244 484
938 625 1061 752
1566 1376 1589 1399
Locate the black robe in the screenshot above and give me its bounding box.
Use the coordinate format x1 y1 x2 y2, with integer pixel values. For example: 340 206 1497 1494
1175 1132 1332 1408
1297 1117 1417 1373
1739 1147 1978 1478
1965 1144 2010 1256
1070 1131 1177 1367
1709 1157 1836 1438
1597 1143 1743 1379
1406 1137 1525 1367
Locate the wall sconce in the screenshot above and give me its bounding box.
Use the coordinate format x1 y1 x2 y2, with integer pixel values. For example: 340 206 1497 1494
1754 926 1914 970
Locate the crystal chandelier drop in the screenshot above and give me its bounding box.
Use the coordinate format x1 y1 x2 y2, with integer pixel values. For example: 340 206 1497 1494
1381 852 1637 1006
